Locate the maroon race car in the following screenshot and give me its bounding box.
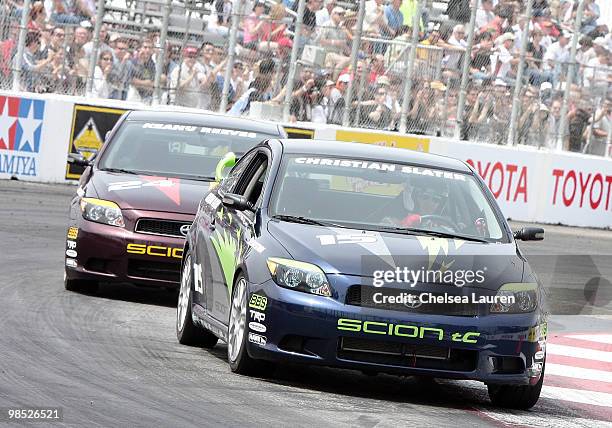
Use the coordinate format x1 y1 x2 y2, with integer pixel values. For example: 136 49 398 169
64 110 285 292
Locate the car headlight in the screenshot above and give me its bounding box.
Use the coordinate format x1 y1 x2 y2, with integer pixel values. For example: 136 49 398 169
80 198 125 227
266 257 332 297
490 283 538 314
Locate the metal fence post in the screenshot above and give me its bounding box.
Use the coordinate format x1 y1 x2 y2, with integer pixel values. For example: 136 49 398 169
219 0 243 113
398 0 423 134
454 0 478 140
557 0 585 151
153 0 172 105
507 0 533 146
282 0 307 122
12 0 32 91
342 0 366 127
85 0 106 97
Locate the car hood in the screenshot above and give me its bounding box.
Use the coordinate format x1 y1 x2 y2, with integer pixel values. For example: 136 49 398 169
267 221 524 291
89 170 211 214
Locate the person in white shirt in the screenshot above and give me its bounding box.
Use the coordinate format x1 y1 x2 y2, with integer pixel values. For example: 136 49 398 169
583 50 611 90
92 51 113 99
476 0 495 29
491 32 519 85
364 0 387 36
170 47 207 108
443 24 467 73
543 31 571 85
316 0 335 27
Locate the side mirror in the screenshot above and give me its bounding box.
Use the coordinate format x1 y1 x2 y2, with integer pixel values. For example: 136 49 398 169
222 193 254 211
215 152 237 183
67 152 91 167
514 227 544 241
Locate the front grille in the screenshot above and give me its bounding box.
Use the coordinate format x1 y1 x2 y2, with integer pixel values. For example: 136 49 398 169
135 219 191 238
338 337 477 371
345 285 481 316
128 259 181 282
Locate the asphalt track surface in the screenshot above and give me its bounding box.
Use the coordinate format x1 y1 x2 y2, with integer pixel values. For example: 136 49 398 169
0 180 611 427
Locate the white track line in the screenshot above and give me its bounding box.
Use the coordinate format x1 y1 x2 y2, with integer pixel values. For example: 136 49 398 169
547 344 612 363
567 335 612 345
546 363 612 384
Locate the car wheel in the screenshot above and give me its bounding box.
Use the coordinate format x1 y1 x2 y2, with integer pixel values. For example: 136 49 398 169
487 361 545 409
64 271 98 293
176 254 218 348
227 274 262 375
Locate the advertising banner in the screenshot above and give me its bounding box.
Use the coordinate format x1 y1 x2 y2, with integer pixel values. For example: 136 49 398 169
0 93 73 182
66 104 127 180
335 129 430 152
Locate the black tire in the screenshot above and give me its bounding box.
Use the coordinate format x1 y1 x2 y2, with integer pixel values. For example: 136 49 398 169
176 254 218 348
487 362 545 409
64 272 98 293
227 273 266 375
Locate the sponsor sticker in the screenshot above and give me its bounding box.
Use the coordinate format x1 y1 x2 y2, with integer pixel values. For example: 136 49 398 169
66 249 77 257
249 294 268 311
293 158 466 181
67 227 78 240
249 310 265 323
66 240 77 250
249 322 267 333
246 238 265 253
248 332 267 346
65 259 77 268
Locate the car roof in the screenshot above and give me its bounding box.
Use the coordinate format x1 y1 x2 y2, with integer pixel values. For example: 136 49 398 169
126 110 283 136
275 139 472 173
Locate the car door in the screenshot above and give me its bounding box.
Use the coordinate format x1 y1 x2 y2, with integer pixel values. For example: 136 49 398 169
192 151 256 317
208 150 271 324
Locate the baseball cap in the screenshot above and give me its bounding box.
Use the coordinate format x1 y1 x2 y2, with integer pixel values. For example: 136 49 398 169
183 46 198 57
376 75 390 86
331 6 345 14
495 33 515 45
338 74 351 83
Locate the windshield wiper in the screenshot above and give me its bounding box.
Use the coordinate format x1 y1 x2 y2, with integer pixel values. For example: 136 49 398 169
181 175 215 182
99 167 138 175
272 215 346 228
374 225 489 243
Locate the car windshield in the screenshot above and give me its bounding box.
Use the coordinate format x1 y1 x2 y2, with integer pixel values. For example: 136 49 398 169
98 121 276 180
271 155 507 242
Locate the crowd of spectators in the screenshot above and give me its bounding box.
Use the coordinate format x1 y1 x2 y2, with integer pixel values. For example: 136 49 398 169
0 0 610 155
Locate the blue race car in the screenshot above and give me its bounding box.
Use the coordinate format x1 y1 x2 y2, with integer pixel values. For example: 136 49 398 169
176 140 548 409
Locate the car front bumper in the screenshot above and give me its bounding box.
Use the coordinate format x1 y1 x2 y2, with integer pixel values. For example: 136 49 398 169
65 210 192 287
245 279 547 385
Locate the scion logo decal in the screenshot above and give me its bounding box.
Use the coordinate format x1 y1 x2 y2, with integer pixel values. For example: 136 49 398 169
126 243 183 259
337 318 480 343
249 294 268 311
108 176 181 205
180 224 190 237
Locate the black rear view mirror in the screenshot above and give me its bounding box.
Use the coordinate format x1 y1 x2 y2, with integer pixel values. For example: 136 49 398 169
514 227 544 241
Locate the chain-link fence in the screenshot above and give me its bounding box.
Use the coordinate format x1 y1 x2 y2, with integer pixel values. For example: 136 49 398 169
0 0 610 156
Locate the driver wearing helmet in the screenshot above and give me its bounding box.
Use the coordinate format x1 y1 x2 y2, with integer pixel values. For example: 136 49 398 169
393 176 449 228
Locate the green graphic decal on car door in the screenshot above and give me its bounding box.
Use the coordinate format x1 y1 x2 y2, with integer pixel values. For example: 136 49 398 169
210 229 241 297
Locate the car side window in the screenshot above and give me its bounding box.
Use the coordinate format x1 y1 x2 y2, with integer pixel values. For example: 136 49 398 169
218 151 256 194
234 152 269 207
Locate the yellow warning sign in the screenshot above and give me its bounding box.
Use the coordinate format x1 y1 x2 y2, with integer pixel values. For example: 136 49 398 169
335 130 430 152
73 117 103 159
